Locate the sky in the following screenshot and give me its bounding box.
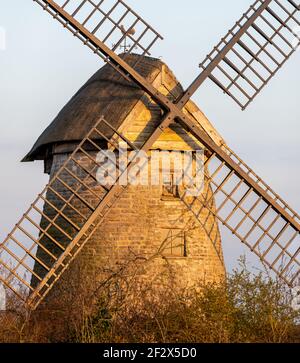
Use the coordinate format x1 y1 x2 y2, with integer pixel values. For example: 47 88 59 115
0 0 300 274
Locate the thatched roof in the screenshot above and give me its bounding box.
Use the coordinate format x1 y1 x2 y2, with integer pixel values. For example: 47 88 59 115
22 54 224 162
23 54 167 162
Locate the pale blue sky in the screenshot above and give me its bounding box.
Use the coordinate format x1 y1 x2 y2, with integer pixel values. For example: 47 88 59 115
0 0 299 272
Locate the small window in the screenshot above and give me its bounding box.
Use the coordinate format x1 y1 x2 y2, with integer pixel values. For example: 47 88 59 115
161 229 187 257
162 173 180 199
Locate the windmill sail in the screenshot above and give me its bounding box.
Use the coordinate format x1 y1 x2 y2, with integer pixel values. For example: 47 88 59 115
180 142 300 286
33 0 163 72
197 0 300 109
0 117 144 309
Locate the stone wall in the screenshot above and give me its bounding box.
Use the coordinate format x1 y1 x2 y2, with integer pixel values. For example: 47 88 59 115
31 150 225 297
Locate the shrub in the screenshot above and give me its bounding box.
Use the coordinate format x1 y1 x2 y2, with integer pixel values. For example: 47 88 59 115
0 257 299 343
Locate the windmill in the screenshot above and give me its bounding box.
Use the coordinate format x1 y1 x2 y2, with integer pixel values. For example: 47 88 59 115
0 0 300 311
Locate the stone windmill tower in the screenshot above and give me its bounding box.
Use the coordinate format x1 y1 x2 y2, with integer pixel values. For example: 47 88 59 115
1 0 300 311
23 54 226 295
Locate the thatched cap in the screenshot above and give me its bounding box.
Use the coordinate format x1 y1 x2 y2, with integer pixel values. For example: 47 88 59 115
22 54 167 162
23 54 225 163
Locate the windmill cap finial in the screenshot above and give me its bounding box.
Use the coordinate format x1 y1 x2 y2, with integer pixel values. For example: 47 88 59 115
120 25 136 36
